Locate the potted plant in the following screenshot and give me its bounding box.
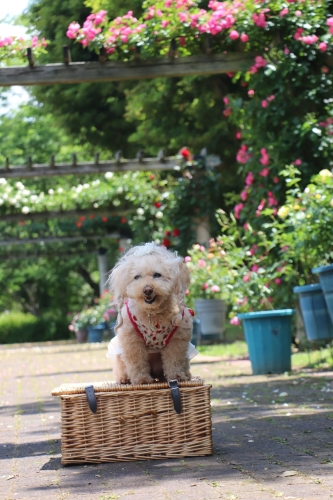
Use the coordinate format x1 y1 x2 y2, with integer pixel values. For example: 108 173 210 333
68 314 88 343
274 167 333 341
185 244 227 345
70 293 117 343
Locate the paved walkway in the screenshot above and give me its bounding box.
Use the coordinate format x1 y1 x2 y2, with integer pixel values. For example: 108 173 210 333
1 341 333 500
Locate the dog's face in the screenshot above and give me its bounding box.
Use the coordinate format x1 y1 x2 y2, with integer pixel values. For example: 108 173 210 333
109 243 190 312
125 255 176 311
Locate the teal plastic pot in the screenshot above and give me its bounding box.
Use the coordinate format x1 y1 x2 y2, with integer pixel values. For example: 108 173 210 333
312 264 333 326
88 323 107 343
294 284 333 341
238 309 295 375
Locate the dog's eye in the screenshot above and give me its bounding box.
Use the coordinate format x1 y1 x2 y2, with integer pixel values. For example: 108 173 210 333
153 272 162 278
134 275 141 280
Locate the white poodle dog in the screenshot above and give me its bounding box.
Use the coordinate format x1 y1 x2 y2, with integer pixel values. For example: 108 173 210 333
106 242 197 385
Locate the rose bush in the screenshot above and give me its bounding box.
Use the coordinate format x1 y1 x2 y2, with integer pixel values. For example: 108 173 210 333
0 36 48 64
65 1 333 228
273 165 333 284
187 164 333 325
184 242 227 308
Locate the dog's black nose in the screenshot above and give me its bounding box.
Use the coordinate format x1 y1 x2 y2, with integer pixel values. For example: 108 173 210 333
143 286 154 297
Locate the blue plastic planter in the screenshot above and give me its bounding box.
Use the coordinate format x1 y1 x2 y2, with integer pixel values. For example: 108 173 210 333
312 264 333 326
88 323 107 343
238 309 295 375
294 284 333 341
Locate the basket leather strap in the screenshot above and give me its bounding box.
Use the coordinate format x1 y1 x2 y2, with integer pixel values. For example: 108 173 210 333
85 385 97 414
168 379 182 414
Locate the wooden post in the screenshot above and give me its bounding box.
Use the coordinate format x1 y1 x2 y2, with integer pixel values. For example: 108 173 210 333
63 45 72 65
97 247 109 295
195 216 211 248
119 237 130 254
27 48 34 68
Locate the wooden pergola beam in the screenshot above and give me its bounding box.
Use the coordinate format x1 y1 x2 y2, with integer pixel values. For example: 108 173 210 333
0 232 120 247
0 249 99 260
0 156 179 178
0 53 253 87
0 207 134 223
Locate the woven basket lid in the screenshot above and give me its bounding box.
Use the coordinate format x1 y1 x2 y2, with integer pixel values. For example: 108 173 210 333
51 378 204 396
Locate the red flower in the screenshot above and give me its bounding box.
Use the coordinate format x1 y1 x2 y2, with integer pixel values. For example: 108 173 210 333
79 216 86 221
76 222 82 228
89 214 95 219
180 147 191 160
102 217 108 222
173 228 180 237
154 202 162 208
165 231 171 236
149 174 155 180
163 238 171 247
118 247 124 252
121 217 127 223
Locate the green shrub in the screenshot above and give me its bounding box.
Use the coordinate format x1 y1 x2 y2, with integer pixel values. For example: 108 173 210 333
0 311 70 344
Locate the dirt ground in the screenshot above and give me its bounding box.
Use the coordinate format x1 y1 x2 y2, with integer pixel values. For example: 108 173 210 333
1 341 333 500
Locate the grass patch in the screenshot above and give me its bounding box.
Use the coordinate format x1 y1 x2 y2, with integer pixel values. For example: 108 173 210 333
292 346 333 370
197 341 248 359
196 336 333 370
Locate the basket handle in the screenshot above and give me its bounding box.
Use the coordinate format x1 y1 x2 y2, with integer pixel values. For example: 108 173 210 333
168 379 182 414
85 385 97 413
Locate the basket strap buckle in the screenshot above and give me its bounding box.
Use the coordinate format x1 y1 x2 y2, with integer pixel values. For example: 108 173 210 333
85 385 97 414
168 379 182 414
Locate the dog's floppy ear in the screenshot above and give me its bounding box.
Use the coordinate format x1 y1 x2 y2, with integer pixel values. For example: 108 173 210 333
174 260 191 296
108 259 128 309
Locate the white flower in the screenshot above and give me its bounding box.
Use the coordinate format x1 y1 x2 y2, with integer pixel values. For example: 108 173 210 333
155 211 163 219
71 186 76 191
105 172 113 180
76 185 83 193
137 208 144 215
83 183 90 189
0 199 3 205
48 189 54 195
154 239 161 245
117 187 123 194
9 198 17 205
93 203 99 208
92 179 100 186
22 189 31 196
113 199 121 207
22 206 30 214
0 178 7 185
57 188 63 194
30 195 38 202
2 193 8 200
15 182 24 190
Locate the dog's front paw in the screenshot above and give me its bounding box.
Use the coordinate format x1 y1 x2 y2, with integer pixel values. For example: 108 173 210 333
117 376 131 385
168 372 190 382
131 375 155 385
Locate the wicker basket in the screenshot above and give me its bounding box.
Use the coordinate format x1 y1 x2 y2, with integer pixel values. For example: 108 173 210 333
52 379 212 464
